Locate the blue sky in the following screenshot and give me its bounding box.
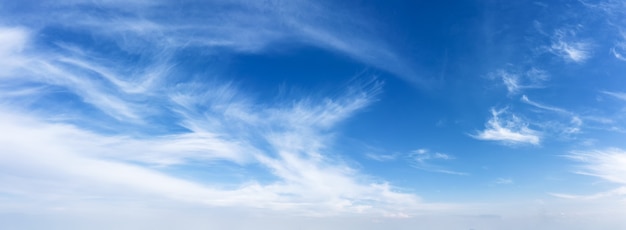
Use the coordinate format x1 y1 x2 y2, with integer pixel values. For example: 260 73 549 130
1 0 626 229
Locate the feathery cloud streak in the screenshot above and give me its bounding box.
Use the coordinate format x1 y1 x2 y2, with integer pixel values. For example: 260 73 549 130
0 3 428 215
549 29 592 63
566 149 626 185
602 91 626 102
409 149 465 175
0 78 421 216
490 68 549 95
1 0 421 85
554 149 626 200
472 108 541 145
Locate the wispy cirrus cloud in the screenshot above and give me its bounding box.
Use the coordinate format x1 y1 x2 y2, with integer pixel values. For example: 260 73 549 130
494 178 514 185
550 187 626 200
490 68 549 95
602 91 626 101
0 27 30 75
550 41 591 63
549 29 592 63
472 108 541 145
0 3 431 216
366 152 399 162
553 148 626 200
595 91 626 132
611 33 626 61
521 95 583 135
0 0 446 217
521 95 570 115
408 149 466 175
611 45 626 61
565 148 626 184
365 148 464 175
579 0 626 62
5 0 422 85
0 76 422 216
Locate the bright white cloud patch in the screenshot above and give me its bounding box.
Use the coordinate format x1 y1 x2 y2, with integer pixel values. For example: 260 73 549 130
0 27 28 53
472 108 541 145
566 148 626 185
0 27 29 73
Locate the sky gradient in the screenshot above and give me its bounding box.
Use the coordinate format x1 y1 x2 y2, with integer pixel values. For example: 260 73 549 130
1 0 626 229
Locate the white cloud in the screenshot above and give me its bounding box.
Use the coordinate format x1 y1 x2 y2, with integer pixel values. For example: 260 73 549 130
611 31 626 61
579 0 626 62
554 148 626 201
408 149 465 175
366 153 398 162
550 187 626 200
0 79 423 215
520 95 582 135
0 35 421 215
16 1 422 85
0 27 30 75
0 18 423 216
500 71 521 94
602 91 626 101
490 68 549 95
0 27 28 55
550 41 591 62
494 178 513 185
566 148 626 184
472 108 541 145
611 36 626 61
549 29 592 63
411 149 452 163
521 95 570 115
364 147 464 175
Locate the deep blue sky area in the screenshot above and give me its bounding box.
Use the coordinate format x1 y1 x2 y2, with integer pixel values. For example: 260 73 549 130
1 0 626 229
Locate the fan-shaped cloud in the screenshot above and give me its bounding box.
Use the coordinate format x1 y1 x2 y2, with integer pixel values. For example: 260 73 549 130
472 108 541 145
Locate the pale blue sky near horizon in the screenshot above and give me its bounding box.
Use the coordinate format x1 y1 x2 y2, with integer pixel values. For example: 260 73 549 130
1 0 625 229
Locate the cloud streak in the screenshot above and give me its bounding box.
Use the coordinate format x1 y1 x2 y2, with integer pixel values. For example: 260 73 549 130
611 34 626 61
520 95 583 135
521 95 570 115
602 91 626 101
494 178 514 185
0 77 422 215
555 148 626 200
5 0 422 85
472 108 541 145
0 0 470 217
408 149 466 175
0 2 431 216
565 148 626 185
490 68 549 95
